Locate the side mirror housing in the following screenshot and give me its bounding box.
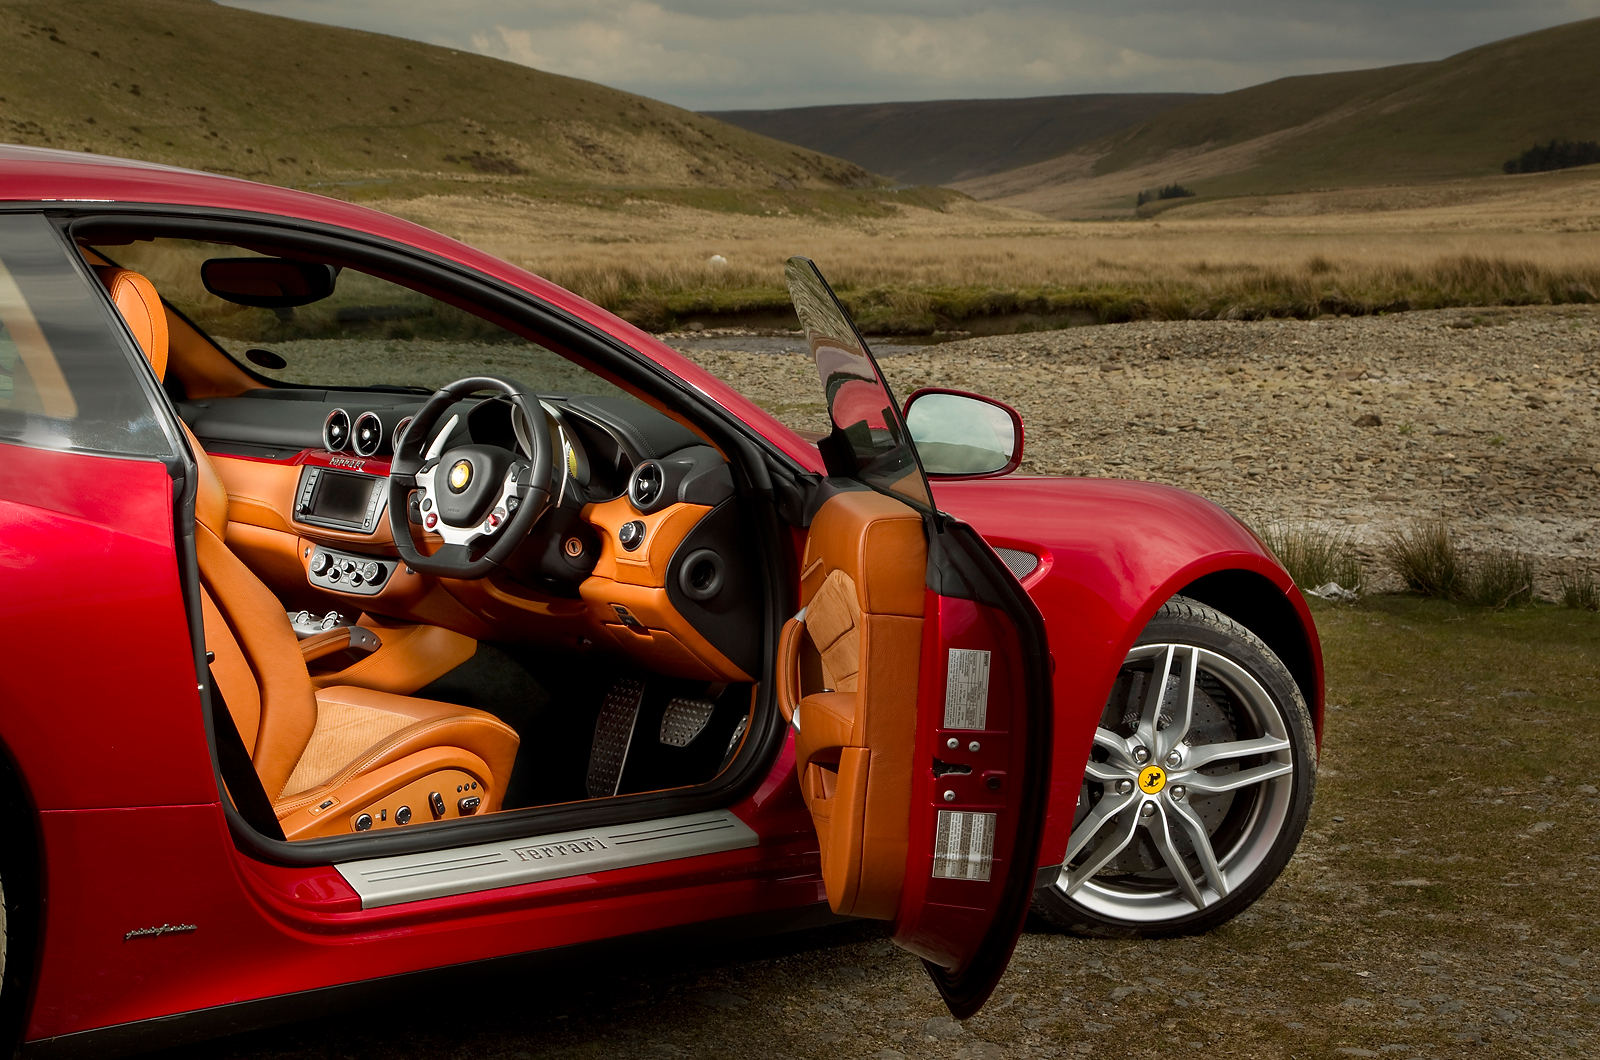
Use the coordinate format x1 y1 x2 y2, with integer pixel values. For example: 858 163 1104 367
902 388 1024 479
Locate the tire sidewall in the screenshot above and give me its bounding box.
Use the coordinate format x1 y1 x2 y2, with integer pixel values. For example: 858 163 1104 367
1034 595 1317 938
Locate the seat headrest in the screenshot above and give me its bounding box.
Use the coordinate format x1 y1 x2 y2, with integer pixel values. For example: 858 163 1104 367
93 266 169 382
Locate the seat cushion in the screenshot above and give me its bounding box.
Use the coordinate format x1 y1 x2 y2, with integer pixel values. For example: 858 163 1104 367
278 685 520 803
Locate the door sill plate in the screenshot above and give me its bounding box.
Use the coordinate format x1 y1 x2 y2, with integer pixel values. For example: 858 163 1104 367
335 810 759 908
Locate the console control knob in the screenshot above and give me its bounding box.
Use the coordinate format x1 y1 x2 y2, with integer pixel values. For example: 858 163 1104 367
349 572 364 587
429 791 446 818
342 560 355 573
618 520 646 551
310 552 330 575
327 568 341 583
395 805 412 825
354 813 373 832
458 795 481 815
362 561 382 582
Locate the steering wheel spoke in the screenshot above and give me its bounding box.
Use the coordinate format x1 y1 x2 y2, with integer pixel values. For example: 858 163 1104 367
387 377 554 578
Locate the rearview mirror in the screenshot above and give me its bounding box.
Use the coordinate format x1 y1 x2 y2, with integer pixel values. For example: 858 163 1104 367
201 257 339 308
903 388 1024 478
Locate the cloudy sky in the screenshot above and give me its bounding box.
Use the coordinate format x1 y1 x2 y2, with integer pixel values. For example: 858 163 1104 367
219 0 1600 111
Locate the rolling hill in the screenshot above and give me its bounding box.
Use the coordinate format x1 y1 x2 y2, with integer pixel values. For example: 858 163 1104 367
0 0 877 197
958 16 1600 218
705 93 1203 187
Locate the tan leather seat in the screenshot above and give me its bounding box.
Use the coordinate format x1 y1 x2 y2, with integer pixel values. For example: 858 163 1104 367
97 266 520 840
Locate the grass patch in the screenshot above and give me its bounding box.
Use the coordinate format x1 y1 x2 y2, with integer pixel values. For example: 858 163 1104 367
1258 521 1363 591
1381 519 1464 599
1559 565 1600 611
543 252 1600 334
1380 519 1538 609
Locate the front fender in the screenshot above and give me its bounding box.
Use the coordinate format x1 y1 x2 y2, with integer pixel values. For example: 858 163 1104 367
931 476 1324 869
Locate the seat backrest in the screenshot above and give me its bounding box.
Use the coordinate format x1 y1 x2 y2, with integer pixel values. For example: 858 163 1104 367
91 263 319 801
93 266 169 382
184 423 320 800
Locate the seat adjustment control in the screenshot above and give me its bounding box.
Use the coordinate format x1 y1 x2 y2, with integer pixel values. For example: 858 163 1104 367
429 791 446 818
458 795 481 815
354 813 373 831
395 804 412 825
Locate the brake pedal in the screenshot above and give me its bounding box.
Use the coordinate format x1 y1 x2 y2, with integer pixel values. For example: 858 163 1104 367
586 676 645 797
659 697 715 748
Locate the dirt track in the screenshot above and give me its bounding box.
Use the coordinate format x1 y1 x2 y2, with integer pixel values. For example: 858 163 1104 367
676 304 1600 593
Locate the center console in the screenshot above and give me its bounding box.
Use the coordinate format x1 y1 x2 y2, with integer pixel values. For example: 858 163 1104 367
308 546 393 595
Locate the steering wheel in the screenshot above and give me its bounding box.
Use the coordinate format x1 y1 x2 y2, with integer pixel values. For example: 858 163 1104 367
387 376 553 578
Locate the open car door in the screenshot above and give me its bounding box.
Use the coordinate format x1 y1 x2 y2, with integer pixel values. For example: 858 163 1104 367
778 259 1053 1017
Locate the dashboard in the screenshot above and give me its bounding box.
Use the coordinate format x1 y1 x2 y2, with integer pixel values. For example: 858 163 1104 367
179 387 758 683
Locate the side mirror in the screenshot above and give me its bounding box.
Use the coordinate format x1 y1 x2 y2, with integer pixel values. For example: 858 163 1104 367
201 257 339 308
902 388 1024 478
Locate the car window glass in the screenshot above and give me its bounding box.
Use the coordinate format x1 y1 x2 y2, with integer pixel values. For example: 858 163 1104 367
93 238 632 398
0 214 169 456
785 256 931 510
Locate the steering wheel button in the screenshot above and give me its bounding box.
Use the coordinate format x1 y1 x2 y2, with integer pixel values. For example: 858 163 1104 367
424 513 437 529
421 497 432 512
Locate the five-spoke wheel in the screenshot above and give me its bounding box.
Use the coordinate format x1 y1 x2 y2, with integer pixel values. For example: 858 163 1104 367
1033 596 1316 937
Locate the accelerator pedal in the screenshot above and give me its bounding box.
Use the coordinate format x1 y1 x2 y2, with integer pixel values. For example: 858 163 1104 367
586 676 645 798
659 697 716 748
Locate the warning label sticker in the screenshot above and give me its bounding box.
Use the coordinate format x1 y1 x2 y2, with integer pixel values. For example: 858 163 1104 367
932 810 996 881
943 648 992 730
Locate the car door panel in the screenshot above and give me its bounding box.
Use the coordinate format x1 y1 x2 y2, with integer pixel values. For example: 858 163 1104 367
790 487 926 919
782 256 1052 1017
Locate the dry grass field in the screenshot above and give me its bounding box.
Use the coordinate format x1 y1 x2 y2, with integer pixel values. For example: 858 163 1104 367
380 164 1600 333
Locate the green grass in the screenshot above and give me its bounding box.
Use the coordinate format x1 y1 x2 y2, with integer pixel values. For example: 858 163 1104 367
0 0 884 205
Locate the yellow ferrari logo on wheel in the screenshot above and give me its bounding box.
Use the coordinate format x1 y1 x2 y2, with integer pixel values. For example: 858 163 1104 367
1138 765 1167 794
448 459 473 491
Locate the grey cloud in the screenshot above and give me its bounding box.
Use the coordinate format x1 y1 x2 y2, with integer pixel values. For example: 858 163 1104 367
220 0 1600 110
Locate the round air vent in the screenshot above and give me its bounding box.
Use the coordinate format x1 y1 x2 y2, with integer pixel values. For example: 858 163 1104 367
628 460 665 511
352 411 384 457
322 408 351 452
392 416 413 453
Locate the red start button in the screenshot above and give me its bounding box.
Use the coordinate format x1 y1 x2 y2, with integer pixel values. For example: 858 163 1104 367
424 513 437 529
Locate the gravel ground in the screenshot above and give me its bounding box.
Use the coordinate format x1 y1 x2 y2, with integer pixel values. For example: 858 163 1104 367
675 304 1600 593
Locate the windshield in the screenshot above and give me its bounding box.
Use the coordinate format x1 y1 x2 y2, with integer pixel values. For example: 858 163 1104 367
784 256 931 510
91 238 626 397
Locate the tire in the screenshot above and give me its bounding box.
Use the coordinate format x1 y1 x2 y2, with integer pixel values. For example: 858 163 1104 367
1033 595 1316 938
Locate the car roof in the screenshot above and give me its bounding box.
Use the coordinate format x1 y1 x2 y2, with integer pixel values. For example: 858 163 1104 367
0 144 822 470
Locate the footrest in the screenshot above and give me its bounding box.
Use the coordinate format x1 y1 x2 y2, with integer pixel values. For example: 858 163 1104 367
586 676 645 798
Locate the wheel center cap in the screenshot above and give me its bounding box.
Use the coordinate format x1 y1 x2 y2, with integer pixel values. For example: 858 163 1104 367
1138 765 1167 794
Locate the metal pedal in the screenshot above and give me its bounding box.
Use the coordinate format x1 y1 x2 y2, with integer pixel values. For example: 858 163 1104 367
586 676 645 798
719 714 749 771
659 697 716 747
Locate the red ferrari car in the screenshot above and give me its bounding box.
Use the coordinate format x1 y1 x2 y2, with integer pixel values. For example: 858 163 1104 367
0 144 1322 1057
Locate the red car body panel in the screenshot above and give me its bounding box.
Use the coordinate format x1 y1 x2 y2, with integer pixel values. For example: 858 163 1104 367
0 146 1322 1051
929 477 1323 868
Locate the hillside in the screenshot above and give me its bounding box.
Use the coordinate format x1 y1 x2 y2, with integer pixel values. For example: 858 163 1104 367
958 16 1600 217
0 0 877 198
705 93 1202 187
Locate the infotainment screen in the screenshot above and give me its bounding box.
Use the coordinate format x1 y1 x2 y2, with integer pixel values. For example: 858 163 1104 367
312 471 373 524
295 466 386 533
